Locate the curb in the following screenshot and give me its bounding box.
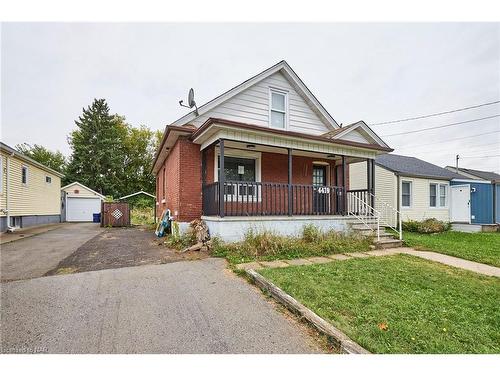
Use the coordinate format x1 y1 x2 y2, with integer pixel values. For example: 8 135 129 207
246 269 370 354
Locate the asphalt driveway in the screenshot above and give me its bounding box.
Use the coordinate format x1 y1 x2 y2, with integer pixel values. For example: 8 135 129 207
1 223 103 282
1 258 322 353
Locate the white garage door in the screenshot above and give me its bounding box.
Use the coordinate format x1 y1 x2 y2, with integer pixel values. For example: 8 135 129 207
66 197 102 222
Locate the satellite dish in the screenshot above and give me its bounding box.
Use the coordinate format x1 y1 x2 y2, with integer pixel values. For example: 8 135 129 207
179 88 199 115
188 88 196 108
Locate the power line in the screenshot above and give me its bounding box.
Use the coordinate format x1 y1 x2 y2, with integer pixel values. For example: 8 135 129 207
395 130 500 150
381 114 500 137
460 155 500 159
370 100 500 126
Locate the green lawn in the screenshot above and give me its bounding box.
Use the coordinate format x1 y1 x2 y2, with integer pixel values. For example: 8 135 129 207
403 230 500 267
258 255 500 354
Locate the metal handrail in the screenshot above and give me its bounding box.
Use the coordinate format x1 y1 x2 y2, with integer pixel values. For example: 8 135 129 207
369 193 402 240
346 191 381 241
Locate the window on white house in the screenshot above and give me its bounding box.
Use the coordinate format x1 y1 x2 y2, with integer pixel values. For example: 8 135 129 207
21 166 28 185
401 181 411 207
46 176 52 184
270 90 287 129
430 183 437 207
439 184 447 207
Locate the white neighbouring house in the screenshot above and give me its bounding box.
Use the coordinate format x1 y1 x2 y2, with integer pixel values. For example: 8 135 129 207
349 154 461 226
61 182 105 222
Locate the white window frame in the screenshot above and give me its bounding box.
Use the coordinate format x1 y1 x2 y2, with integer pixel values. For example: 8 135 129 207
21 165 29 186
214 148 262 202
268 88 289 130
45 175 52 184
401 180 412 208
430 182 448 208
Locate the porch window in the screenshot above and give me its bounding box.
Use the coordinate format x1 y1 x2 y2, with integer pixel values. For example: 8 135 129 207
218 156 257 197
270 90 287 129
401 181 411 207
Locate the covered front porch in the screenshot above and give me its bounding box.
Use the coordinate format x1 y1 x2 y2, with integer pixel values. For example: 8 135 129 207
195 119 384 219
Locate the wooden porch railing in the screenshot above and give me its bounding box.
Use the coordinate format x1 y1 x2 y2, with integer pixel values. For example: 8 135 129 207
202 181 364 217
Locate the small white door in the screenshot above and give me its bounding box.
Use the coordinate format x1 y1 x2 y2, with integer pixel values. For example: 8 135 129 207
451 185 470 223
66 197 102 222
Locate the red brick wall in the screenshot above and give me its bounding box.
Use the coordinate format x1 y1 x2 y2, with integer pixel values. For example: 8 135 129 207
156 137 202 222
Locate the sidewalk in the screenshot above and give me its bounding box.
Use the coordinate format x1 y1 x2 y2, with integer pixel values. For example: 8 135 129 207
236 248 500 277
0 223 67 245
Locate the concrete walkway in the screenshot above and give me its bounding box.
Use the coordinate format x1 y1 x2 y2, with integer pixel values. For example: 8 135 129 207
0 223 67 245
236 248 500 277
1 258 322 353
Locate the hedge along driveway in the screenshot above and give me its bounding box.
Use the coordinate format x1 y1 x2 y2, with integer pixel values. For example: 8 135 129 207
403 231 500 267
258 254 500 354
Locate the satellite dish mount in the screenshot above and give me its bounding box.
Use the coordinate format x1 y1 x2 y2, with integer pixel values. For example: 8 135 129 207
179 88 199 116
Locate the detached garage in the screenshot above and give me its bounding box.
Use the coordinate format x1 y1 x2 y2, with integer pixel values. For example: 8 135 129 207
61 182 105 222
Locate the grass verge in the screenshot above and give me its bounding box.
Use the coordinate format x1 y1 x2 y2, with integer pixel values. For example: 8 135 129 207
212 225 372 264
258 254 500 354
403 230 500 267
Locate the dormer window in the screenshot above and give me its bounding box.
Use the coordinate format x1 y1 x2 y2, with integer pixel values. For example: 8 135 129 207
269 89 287 129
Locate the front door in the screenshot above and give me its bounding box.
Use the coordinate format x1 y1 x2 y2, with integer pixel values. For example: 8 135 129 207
313 165 328 214
451 185 470 223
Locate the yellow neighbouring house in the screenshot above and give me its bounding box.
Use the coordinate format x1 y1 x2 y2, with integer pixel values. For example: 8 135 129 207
0 142 64 232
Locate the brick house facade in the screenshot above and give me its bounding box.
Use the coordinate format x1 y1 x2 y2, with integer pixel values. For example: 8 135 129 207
152 61 391 240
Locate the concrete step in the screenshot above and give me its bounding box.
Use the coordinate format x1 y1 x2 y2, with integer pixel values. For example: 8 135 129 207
350 223 379 230
374 238 403 249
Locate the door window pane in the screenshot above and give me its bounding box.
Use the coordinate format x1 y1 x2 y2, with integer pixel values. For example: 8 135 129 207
313 166 326 186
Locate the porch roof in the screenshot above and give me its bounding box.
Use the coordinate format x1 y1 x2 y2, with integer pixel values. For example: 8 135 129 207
192 118 393 158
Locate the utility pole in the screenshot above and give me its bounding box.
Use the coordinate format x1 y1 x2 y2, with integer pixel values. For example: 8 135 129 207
455 154 460 173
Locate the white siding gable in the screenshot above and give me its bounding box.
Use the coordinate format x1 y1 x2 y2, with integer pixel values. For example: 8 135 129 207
189 71 332 135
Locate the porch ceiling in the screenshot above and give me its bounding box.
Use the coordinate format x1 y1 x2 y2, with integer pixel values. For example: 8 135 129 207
193 118 392 160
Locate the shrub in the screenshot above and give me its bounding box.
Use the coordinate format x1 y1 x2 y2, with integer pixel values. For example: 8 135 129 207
403 218 451 234
212 225 372 264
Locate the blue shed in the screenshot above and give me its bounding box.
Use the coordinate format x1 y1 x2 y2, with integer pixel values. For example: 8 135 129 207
445 166 500 230
450 179 498 224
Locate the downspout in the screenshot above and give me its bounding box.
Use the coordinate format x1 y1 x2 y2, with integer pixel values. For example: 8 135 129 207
396 173 402 239
5 152 14 231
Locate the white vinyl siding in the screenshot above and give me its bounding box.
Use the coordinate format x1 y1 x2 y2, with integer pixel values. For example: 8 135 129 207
0 150 61 217
0 157 3 194
401 178 450 221
349 162 397 225
189 71 331 135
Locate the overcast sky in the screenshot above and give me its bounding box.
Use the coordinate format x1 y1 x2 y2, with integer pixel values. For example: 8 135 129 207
2 23 499 172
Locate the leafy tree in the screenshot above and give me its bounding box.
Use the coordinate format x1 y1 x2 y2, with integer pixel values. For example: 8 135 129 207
65 98 162 198
65 99 127 196
15 143 67 174
121 124 161 195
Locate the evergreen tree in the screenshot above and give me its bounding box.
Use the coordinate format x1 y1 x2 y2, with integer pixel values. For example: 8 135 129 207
66 99 127 197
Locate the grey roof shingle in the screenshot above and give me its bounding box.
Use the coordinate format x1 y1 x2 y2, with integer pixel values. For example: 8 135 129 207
375 154 461 180
447 167 500 181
